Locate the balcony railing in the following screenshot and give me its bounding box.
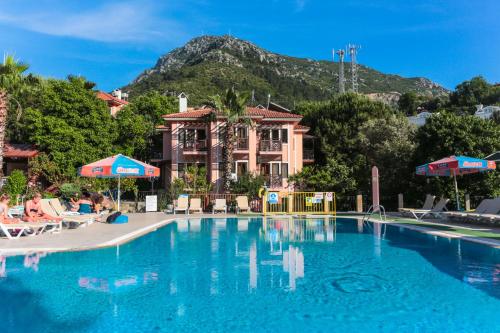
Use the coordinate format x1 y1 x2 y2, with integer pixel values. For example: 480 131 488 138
183 140 207 152
235 138 249 150
303 149 314 161
260 140 282 152
264 174 283 188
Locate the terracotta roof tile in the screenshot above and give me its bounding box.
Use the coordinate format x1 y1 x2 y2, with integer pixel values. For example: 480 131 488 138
96 91 129 106
163 107 302 120
4 143 39 158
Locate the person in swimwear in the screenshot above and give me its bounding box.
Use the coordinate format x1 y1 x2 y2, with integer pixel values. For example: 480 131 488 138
0 194 20 224
23 193 61 222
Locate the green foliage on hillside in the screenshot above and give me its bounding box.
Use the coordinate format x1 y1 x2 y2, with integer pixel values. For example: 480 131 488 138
398 76 499 115
125 35 447 109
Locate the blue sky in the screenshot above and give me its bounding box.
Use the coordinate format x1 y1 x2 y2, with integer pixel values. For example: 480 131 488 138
0 0 498 92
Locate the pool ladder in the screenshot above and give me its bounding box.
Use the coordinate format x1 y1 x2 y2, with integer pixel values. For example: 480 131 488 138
362 205 387 223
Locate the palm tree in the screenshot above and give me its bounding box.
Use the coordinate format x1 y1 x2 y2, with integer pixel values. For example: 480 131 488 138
0 89 7 178
0 55 33 178
211 87 250 191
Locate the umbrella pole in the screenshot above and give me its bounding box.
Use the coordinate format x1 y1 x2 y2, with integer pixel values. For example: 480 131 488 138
453 171 460 211
118 175 121 212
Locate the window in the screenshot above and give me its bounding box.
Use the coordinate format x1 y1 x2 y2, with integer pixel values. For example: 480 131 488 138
281 163 288 178
271 129 280 141
261 129 270 140
197 129 206 140
281 129 288 143
235 127 247 138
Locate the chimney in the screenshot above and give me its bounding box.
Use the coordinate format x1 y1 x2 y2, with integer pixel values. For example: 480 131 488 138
178 92 188 113
112 89 122 100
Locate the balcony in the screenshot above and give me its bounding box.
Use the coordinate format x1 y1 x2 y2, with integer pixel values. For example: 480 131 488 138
235 138 249 151
264 174 283 188
259 140 282 153
303 149 314 162
183 140 207 153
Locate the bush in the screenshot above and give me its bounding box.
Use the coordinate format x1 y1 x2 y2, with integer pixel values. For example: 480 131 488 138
3 170 27 203
230 173 265 198
59 183 81 200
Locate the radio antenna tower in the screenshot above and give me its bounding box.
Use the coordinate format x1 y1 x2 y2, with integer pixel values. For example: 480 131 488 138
348 44 361 93
334 49 345 94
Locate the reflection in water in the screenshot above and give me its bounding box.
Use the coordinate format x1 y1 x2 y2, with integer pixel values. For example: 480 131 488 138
78 272 159 293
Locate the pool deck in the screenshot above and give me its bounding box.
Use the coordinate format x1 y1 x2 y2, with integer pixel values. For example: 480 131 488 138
1 212 499 255
0 213 236 256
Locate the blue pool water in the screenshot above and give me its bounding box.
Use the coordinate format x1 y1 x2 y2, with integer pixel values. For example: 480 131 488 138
0 217 499 333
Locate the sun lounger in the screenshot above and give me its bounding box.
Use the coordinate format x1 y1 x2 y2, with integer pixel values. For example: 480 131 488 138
399 194 435 219
174 196 189 214
443 199 492 221
463 198 500 223
236 196 250 213
416 198 449 220
189 198 203 214
0 222 55 239
48 198 97 228
212 199 227 214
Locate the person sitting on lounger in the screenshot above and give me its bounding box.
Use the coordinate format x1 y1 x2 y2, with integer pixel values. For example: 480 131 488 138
71 191 94 214
0 194 20 224
91 193 104 214
23 193 61 222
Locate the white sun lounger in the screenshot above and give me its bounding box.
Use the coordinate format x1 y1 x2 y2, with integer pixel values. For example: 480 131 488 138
189 198 203 214
236 196 250 213
399 194 435 219
212 199 227 214
416 198 450 220
0 221 54 239
49 198 97 228
174 197 189 214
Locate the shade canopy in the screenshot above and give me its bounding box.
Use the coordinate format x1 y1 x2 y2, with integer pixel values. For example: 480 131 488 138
416 155 496 210
78 154 160 212
416 155 496 177
79 154 160 178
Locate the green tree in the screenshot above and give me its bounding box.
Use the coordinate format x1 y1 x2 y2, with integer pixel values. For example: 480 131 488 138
114 108 150 160
398 92 422 116
123 91 178 160
230 173 266 198
21 77 118 179
0 55 41 176
357 115 417 195
450 76 492 108
414 112 500 199
183 165 211 193
289 159 356 192
211 87 250 191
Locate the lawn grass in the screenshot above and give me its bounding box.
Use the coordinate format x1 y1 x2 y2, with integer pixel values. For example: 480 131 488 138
387 217 500 241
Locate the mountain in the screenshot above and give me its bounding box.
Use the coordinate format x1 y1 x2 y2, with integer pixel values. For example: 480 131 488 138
125 35 448 108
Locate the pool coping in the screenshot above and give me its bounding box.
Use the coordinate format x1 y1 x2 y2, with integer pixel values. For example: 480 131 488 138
1 214 499 256
367 217 500 249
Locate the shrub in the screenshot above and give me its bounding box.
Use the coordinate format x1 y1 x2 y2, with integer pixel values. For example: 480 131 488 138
59 183 81 200
3 170 27 204
230 173 265 198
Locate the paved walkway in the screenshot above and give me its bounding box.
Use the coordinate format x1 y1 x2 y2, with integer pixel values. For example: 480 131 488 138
0 213 235 256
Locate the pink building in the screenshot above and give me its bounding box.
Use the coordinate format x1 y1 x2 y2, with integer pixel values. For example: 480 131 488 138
96 90 129 117
154 95 314 192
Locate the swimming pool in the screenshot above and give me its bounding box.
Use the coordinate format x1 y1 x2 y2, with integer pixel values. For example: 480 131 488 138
0 217 499 332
